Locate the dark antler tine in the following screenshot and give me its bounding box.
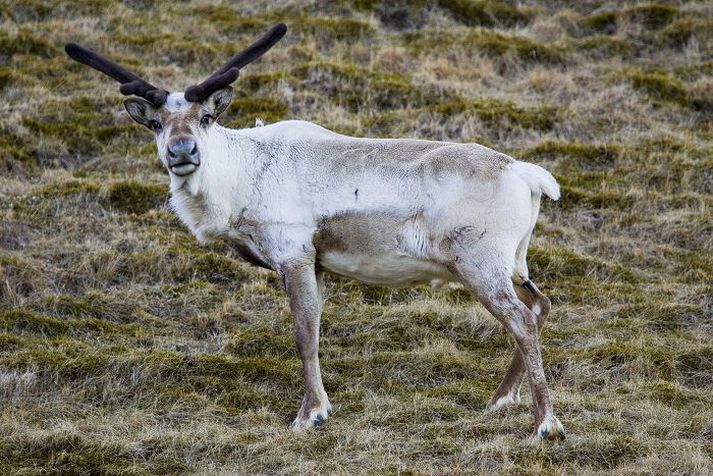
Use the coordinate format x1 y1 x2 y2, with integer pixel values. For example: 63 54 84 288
184 23 287 103
213 23 287 75
184 68 240 103
66 43 138 84
65 43 168 106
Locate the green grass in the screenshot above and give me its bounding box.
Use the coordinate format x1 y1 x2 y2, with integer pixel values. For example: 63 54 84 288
0 0 711 474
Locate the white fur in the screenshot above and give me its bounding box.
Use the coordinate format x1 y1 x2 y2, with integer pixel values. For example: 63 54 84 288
511 161 561 200
320 250 453 287
153 94 559 287
486 386 522 412
164 92 190 112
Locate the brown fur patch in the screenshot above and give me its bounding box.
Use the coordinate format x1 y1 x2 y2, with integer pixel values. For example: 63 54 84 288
159 103 202 141
313 211 405 255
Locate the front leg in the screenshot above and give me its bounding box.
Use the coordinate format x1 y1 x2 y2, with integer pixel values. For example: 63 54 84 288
282 262 331 430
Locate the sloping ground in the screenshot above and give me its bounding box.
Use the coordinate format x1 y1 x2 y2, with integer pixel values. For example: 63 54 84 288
0 0 711 474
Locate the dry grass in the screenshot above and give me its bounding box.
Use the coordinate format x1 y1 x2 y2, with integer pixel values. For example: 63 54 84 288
1 0 712 474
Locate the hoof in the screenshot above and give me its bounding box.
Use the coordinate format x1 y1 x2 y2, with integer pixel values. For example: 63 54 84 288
312 414 325 427
290 399 332 431
532 415 565 443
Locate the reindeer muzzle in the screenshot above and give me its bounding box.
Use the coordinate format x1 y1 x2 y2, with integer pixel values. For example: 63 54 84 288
168 138 200 176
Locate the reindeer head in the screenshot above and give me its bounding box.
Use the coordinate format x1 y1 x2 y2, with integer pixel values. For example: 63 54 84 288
65 23 287 178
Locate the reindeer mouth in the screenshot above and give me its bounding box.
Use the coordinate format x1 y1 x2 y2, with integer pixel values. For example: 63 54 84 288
168 142 201 176
170 158 200 176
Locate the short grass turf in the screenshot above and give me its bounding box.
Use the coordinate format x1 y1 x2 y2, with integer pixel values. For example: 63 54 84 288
1 0 712 474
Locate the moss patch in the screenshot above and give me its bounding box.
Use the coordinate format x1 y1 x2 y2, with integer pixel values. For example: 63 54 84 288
432 98 557 130
615 302 707 331
0 433 137 475
38 180 100 199
523 141 620 170
649 17 713 49
529 245 636 283
436 0 534 28
628 69 688 105
293 61 436 112
575 35 632 58
223 331 296 358
579 11 619 35
0 29 57 58
21 96 139 161
105 180 166 214
297 16 375 42
227 97 289 127
512 434 644 469
33 292 136 323
404 28 568 65
625 4 678 30
0 308 132 338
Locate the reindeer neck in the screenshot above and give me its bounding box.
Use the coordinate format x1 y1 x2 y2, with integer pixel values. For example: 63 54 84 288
168 125 256 244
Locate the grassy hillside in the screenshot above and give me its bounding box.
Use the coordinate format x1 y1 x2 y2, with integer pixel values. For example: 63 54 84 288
1 0 711 474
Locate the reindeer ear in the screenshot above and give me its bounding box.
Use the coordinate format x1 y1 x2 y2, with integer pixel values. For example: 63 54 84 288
124 97 158 129
204 86 233 119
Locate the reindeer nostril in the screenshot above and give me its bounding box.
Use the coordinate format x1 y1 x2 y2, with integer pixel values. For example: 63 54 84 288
190 144 198 155
168 149 177 158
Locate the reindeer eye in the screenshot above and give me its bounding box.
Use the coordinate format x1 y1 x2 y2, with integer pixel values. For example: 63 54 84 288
200 114 211 128
149 120 162 133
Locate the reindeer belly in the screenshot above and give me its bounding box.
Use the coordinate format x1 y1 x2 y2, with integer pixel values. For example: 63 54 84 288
314 211 454 287
319 250 453 287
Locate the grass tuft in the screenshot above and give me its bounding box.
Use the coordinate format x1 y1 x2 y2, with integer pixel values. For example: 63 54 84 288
579 11 619 35
625 3 678 30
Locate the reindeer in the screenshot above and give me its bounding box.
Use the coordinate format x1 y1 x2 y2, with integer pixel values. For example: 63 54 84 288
65 23 565 441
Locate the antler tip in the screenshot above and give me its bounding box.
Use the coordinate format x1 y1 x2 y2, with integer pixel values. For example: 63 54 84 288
64 41 168 107
64 42 83 58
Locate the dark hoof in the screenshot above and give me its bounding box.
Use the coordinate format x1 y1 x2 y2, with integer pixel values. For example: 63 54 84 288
534 415 566 443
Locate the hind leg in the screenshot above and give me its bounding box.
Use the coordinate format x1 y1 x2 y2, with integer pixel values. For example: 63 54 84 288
454 258 564 441
486 279 552 411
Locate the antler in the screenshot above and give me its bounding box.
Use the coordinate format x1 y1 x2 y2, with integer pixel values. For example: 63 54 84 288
184 23 287 103
64 43 169 106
